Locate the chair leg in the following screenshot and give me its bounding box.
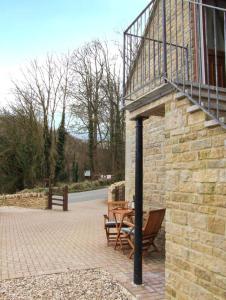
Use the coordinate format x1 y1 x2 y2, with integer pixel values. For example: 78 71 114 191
105 227 109 245
152 241 160 252
128 248 134 259
127 237 135 259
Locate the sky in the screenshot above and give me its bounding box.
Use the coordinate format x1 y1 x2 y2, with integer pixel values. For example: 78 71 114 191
0 0 149 106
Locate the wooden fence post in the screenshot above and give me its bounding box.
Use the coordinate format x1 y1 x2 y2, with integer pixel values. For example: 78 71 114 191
63 186 68 211
48 186 52 209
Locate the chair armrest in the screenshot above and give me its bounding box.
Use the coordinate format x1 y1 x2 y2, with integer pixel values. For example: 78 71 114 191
103 214 109 228
123 220 135 228
104 214 109 220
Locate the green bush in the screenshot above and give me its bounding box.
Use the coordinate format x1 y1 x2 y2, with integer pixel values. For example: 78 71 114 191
18 179 110 194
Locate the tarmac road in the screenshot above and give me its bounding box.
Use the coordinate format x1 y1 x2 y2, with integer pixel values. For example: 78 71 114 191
68 187 108 203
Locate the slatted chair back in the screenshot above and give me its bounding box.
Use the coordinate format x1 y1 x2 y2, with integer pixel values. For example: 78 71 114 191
143 209 165 237
108 201 129 220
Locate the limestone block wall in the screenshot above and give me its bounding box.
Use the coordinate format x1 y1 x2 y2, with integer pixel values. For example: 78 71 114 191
125 110 136 202
125 112 166 211
125 110 166 250
165 96 226 300
0 193 48 209
125 90 226 299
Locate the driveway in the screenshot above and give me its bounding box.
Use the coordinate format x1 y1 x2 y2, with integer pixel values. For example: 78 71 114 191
0 198 165 299
68 187 108 203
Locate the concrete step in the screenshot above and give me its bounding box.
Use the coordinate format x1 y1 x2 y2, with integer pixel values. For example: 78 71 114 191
175 92 186 101
187 102 226 114
204 117 226 128
185 89 226 103
175 89 226 108
187 105 200 113
175 80 226 95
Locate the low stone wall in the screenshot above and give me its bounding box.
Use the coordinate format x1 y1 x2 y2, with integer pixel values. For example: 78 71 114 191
108 181 125 201
0 193 48 209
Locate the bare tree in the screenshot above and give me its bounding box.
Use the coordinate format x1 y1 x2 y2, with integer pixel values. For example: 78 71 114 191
70 41 106 177
13 54 71 180
70 40 125 179
101 42 125 179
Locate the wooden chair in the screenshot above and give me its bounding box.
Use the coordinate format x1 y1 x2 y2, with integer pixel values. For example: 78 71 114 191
104 201 129 245
121 208 165 258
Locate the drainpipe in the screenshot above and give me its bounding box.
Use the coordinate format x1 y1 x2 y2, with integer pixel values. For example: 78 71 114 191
134 117 144 285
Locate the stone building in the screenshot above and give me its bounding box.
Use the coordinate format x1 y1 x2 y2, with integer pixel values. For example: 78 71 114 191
124 0 226 299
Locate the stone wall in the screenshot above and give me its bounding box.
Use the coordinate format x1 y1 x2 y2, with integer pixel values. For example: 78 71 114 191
108 181 125 201
125 112 166 212
125 90 226 299
0 193 48 209
165 95 226 300
125 105 167 250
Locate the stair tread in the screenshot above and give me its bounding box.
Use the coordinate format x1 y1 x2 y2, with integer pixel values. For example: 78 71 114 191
175 80 226 94
187 105 200 113
185 89 226 102
174 83 226 129
187 102 226 113
204 118 226 128
175 92 186 100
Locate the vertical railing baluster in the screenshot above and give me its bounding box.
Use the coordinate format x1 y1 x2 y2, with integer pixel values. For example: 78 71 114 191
159 3 162 83
186 46 189 82
144 11 147 85
204 6 210 111
169 0 172 82
188 1 193 97
125 34 128 96
140 16 143 87
157 2 160 83
162 0 167 82
129 36 134 91
181 0 185 91
126 34 129 96
175 0 178 83
213 8 219 118
196 3 202 105
129 34 132 92
148 12 151 84
136 21 139 88
123 32 126 103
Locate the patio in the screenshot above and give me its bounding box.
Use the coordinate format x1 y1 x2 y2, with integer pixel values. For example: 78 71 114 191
0 199 165 299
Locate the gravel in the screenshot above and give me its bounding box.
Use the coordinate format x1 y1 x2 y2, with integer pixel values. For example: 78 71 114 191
0 269 133 300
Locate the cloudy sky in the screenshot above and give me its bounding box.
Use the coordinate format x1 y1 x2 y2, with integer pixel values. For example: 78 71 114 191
0 0 149 106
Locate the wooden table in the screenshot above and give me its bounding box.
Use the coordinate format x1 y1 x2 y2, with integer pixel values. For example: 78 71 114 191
112 208 134 250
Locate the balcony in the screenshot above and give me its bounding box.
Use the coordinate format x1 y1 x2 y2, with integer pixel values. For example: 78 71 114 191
123 0 226 128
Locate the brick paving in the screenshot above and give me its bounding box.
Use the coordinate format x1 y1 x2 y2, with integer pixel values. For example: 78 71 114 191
0 199 165 299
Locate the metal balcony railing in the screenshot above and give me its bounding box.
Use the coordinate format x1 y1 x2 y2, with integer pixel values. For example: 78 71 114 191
123 0 226 128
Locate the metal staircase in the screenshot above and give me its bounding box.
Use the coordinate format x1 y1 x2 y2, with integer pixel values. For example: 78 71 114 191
123 0 226 129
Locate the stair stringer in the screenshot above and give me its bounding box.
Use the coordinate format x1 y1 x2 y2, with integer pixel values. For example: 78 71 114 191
165 78 226 130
